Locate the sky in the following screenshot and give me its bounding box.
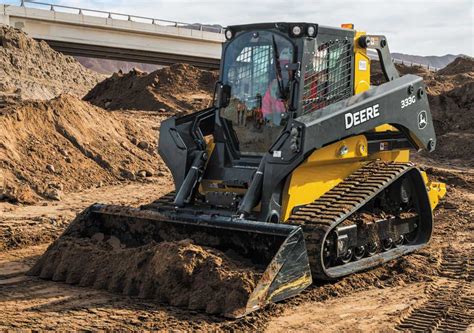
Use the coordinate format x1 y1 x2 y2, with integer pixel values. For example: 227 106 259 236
3 0 473 56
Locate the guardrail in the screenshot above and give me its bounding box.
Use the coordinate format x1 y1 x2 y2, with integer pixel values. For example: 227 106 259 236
391 58 439 72
18 0 224 33
367 50 439 72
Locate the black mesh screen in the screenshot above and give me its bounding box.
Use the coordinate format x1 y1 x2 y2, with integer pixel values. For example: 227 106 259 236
302 39 353 114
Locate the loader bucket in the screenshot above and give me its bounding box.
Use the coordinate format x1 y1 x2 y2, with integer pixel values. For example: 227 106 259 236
29 203 312 318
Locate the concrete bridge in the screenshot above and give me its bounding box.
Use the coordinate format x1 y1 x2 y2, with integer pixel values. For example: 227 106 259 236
0 2 224 69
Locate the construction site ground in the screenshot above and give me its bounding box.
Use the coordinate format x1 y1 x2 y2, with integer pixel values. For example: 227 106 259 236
0 25 473 331
1 139 472 332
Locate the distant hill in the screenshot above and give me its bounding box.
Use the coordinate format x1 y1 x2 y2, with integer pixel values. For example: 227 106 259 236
391 53 464 69
75 52 468 75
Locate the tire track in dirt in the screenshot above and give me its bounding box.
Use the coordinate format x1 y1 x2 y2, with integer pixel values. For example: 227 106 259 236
395 247 474 332
438 247 473 282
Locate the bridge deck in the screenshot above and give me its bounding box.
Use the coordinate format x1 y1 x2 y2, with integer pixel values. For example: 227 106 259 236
1 3 223 69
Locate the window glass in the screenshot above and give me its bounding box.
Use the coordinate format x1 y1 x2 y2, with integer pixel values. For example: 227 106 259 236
221 31 294 154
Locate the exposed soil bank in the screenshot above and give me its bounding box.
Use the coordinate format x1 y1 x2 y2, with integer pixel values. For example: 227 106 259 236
0 95 162 203
372 56 474 166
0 25 102 102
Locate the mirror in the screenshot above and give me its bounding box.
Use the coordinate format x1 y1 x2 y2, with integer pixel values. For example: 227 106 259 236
216 83 231 108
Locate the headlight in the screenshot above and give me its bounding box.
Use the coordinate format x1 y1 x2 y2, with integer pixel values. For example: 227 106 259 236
225 29 233 40
307 25 317 37
291 25 302 37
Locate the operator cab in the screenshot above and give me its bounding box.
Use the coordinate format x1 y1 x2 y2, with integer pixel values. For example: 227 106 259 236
220 30 295 155
217 23 354 157
191 23 355 209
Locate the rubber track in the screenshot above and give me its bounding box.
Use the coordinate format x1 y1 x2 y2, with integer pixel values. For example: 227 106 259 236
287 161 414 279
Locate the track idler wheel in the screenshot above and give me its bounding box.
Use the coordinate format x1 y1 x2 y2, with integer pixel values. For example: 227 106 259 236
339 248 353 264
382 238 393 251
404 229 418 244
367 242 378 256
394 235 404 246
353 246 366 261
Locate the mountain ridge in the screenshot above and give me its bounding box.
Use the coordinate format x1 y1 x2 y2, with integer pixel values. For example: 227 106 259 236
391 53 466 69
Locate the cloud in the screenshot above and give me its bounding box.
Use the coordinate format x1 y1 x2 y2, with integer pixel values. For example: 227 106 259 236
6 0 474 55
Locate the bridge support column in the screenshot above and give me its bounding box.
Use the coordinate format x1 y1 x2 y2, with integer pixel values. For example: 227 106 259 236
0 5 10 26
0 14 10 26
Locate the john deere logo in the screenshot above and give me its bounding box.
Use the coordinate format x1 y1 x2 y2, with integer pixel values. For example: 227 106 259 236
418 110 427 130
345 104 380 130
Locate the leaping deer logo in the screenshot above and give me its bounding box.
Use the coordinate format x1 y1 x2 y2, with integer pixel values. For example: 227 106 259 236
418 111 427 130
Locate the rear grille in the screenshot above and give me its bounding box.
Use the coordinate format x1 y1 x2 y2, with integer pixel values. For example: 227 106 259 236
302 38 353 114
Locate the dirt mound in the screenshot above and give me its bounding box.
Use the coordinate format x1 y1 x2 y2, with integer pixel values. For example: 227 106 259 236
424 58 474 168
0 25 102 103
371 57 474 165
437 56 474 76
84 64 218 114
0 94 162 203
427 132 474 167
428 81 474 135
29 233 260 317
370 58 474 94
427 73 474 97
370 61 434 86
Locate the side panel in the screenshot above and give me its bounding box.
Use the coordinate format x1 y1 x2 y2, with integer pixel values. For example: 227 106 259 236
297 74 436 153
281 135 369 220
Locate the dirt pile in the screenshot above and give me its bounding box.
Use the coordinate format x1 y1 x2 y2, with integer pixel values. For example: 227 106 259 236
426 57 474 166
29 234 260 317
372 57 474 166
84 64 218 114
370 61 434 86
0 25 103 103
427 57 474 130
424 56 474 99
27 206 263 317
371 56 474 95
437 56 474 76
0 94 163 203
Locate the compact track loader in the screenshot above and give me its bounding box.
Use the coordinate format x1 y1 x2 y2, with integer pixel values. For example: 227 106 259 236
31 22 446 317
